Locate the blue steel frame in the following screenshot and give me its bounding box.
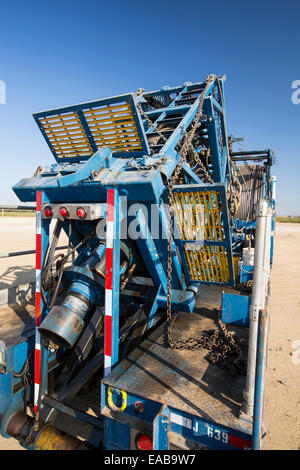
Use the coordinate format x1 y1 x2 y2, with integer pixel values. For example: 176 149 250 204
221 292 251 327
154 405 251 450
37 190 51 401
14 76 230 206
149 80 223 168
102 280 270 451
0 190 51 439
33 94 150 163
7 76 276 450
203 97 226 183
100 381 252 450
37 79 220 187
0 338 34 438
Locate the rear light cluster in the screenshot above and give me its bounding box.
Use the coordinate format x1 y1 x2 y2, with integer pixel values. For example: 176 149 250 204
44 206 53 218
43 206 87 219
76 207 87 219
59 207 69 218
136 433 153 450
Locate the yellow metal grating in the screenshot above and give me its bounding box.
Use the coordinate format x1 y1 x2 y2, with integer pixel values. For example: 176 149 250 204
37 100 143 160
172 190 230 283
83 102 143 154
39 112 93 159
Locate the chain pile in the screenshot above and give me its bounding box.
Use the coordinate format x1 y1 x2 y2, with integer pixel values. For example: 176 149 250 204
235 279 253 293
171 312 247 376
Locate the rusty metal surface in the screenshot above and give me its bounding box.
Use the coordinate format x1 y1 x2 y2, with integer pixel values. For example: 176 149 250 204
35 424 89 450
104 285 250 433
194 284 236 310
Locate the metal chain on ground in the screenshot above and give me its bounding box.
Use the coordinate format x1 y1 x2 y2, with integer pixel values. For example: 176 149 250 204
235 279 253 293
168 310 247 376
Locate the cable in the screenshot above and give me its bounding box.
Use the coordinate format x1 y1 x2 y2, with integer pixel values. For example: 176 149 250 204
41 228 96 308
13 350 33 378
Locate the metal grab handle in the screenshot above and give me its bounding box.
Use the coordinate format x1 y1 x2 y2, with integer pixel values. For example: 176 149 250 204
56 148 111 187
107 386 127 413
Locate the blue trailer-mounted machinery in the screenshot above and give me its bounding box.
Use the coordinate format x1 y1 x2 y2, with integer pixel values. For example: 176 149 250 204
0 74 276 450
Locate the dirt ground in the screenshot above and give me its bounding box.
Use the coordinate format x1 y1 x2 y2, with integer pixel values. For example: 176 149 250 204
264 223 300 450
0 217 68 289
0 218 299 450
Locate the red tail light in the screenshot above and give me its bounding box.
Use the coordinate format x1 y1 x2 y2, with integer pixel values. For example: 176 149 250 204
44 206 52 218
76 207 86 219
136 433 153 450
60 207 69 217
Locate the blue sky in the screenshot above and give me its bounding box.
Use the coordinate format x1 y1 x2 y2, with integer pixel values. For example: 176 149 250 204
0 0 299 214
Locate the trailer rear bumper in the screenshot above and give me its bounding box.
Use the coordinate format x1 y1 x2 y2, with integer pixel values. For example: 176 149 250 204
101 285 253 450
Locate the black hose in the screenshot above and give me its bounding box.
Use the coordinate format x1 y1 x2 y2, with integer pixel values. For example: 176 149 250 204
13 350 33 378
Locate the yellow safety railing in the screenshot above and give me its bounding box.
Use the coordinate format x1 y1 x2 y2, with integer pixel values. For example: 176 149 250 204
172 189 230 283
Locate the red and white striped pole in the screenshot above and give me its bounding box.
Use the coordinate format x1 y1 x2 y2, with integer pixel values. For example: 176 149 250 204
104 188 120 376
34 190 42 413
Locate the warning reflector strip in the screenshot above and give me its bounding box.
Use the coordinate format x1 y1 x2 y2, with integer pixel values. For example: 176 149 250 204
104 188 115 376
34 191 42 414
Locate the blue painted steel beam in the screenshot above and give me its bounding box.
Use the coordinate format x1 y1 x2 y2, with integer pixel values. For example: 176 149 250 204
144 104 191 119
138 81 206 100
181 163 203 184
157 80 216 159
134 208 168 291
252 308 268 450
153 407 170 450
157 202 185 290
56 148 112 187
77 110 99 154
168 406 251 450
203 97 223 182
